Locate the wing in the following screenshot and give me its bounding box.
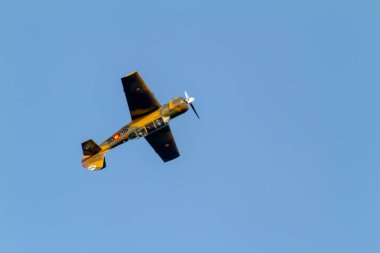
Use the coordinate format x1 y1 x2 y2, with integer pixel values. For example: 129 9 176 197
145 125 180 162
121 71 161 120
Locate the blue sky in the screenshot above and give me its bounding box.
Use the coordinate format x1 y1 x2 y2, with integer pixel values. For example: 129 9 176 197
1 1 379 252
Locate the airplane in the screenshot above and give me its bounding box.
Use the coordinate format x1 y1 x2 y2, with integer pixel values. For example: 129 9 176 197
81 71 199 171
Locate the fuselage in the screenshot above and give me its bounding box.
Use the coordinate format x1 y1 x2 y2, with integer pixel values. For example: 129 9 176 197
97 96 188 153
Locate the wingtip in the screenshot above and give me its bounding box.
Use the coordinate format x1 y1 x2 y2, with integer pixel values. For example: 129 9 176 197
122 71 138 79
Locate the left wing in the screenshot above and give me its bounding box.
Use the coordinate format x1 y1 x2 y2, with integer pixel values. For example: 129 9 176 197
145 125 180 162
121 71 161 120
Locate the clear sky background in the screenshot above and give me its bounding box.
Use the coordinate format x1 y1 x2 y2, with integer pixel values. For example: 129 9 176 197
1 1 379 252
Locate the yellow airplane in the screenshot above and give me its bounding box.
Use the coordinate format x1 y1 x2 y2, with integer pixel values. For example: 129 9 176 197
81 71 199 171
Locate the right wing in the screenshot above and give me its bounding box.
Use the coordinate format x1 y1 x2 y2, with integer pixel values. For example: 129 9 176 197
145 125 180 162
121 71 161 120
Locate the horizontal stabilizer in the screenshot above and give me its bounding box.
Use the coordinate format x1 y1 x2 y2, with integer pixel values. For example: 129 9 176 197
81 139 102 156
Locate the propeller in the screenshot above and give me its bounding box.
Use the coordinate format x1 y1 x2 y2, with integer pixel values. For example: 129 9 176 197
184 91 200 119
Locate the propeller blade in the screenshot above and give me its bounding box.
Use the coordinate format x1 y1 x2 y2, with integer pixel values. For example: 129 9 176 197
184 91 195 103
190 103 200 119
184 91 199 118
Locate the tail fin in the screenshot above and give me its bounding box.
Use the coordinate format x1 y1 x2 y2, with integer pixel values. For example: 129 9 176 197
81 139 106 171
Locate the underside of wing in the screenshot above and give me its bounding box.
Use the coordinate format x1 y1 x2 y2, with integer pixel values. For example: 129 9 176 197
121 71 161 120
145 125 180 162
